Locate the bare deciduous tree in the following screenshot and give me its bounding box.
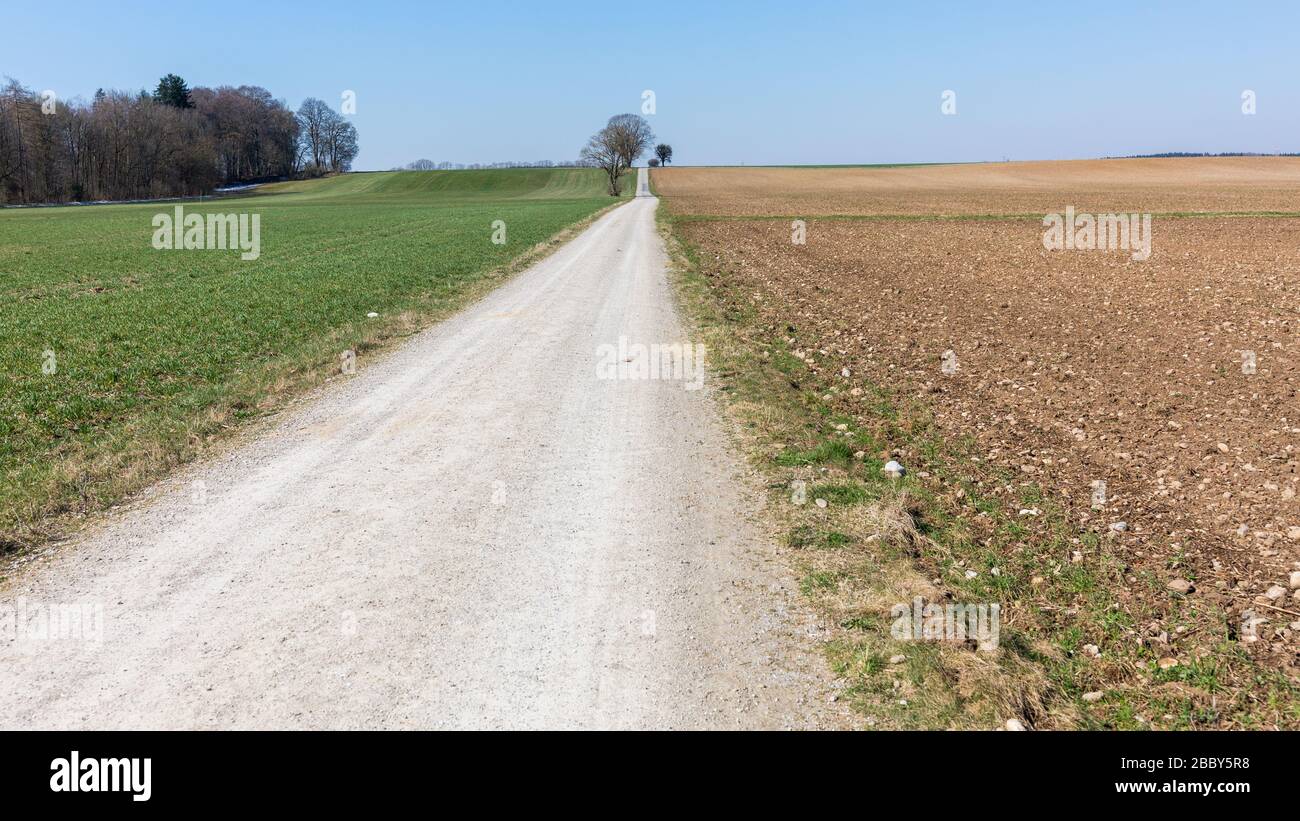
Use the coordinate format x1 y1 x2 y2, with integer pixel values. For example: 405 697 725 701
580 125 626 196
607 113 654 168
296 98 332 173
580 114 655 196
296 98 358 176
326 118 360 172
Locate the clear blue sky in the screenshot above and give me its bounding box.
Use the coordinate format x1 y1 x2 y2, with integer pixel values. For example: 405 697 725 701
8 0 1299 170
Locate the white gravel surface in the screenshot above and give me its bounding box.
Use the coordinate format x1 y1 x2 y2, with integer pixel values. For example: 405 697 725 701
0 169 850 729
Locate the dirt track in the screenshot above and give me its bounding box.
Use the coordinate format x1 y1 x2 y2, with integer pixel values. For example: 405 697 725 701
0 170 848 730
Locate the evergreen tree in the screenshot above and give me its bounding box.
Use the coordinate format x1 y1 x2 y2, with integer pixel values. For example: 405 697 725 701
154 74 193 108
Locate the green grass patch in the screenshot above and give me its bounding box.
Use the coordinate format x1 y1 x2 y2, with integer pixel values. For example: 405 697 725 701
810 482 875 506
774 439 857 467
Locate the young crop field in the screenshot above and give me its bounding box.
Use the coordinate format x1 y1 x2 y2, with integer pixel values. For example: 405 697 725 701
0 167 630 553
654 158 1300 729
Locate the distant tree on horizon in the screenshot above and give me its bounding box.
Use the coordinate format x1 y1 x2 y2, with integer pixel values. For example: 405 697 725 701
655 143 672 166
581 113 655 195
296 98 358 174
607 114 655 169
154 73 193 108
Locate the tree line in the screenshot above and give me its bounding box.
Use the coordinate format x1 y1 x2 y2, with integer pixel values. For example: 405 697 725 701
0 74 359 205
397 134 673 182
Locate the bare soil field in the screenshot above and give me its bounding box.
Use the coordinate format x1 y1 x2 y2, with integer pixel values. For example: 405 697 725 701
654 157 1300 216
657 158 1300 728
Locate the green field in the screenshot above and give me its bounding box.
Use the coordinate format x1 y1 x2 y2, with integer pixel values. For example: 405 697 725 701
0 167 631 550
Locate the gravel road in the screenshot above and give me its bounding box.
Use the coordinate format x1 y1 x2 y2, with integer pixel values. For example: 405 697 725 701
0 169 848 729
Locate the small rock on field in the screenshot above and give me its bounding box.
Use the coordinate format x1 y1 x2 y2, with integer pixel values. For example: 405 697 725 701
1166 579 1194 594
1265 585 1287 601
1082 643 1100 658
814 498 828 509
1158 657 1179 670
1288 526 1300 541
1290 571 1300 590
889 655 906 665
883 460 905 479
1217 442 1230 454
1005 719 1027 731
853 451 865 460
366 312 379 318
1109 521 1128 533
1082 691 1104 703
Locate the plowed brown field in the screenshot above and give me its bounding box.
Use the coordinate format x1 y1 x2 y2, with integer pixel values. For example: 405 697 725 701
658 158 1300 725
654 157 1300 216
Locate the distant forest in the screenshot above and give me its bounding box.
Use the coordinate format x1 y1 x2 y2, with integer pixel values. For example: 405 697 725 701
0 74 359 205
